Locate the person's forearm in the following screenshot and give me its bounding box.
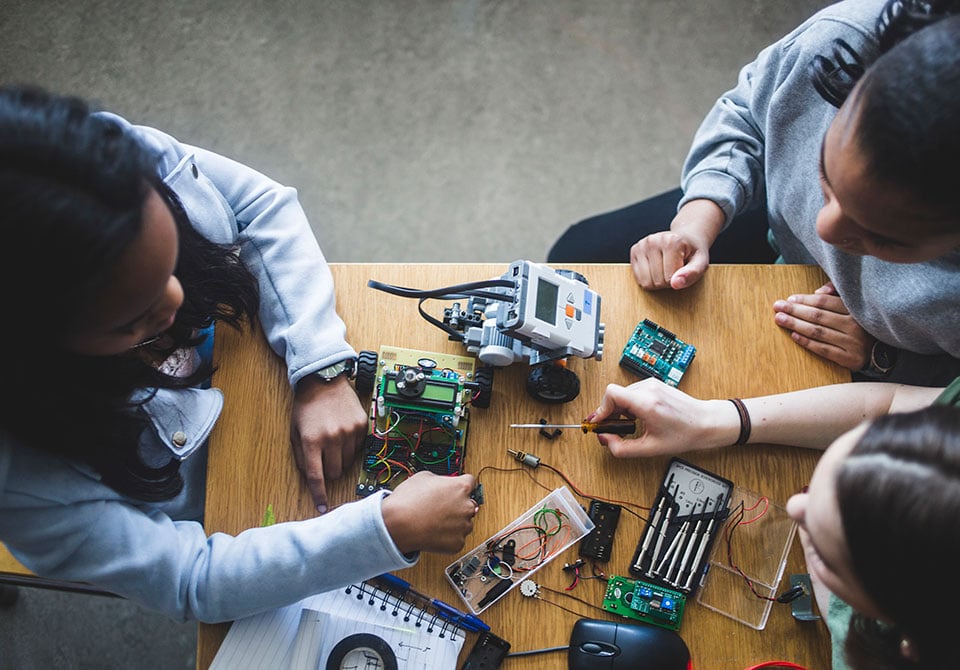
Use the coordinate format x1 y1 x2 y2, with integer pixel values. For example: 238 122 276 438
740 382 942 450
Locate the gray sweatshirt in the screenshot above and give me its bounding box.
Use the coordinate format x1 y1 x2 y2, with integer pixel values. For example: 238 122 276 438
679 0 960 385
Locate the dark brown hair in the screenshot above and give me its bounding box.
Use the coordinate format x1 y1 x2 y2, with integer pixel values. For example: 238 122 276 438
837 405 960 669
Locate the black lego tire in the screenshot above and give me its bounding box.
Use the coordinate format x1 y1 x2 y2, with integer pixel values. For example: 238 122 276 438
472 366 495 409
354 350 379 397
526 364 580 404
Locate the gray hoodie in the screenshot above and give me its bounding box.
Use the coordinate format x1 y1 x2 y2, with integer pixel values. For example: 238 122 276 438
680 0 960 384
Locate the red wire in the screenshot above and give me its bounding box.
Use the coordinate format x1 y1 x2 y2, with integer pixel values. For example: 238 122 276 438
739 496 770 525
743 662 809 670
540 463 650 513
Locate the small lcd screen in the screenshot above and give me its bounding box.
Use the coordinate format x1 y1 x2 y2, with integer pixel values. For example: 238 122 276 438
535 278 559 325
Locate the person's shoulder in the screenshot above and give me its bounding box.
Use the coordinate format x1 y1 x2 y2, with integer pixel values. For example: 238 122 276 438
92 111 186 176
780 0 884 56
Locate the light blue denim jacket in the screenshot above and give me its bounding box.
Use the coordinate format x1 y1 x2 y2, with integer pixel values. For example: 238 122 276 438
0 117 414 623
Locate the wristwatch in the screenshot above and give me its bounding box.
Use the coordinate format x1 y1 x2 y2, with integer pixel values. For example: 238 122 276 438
312 358 357 382
863 340 898 376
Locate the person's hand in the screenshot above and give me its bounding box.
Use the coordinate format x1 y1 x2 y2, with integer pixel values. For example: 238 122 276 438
630 199 724 290
381 472 478 554
589 379 739 457
291 375 368 513
772 282 872 370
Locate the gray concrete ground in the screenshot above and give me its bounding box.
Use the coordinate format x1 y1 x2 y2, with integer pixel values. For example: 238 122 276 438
0 1 830 667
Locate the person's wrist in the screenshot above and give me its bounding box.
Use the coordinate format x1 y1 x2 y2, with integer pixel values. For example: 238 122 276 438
673 199 726 241
381 493 417 555
707 399 743 448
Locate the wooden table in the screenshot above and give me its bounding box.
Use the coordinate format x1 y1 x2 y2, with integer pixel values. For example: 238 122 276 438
198 263 847 669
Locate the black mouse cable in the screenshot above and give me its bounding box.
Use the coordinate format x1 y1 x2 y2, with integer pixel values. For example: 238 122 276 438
503 644 570 658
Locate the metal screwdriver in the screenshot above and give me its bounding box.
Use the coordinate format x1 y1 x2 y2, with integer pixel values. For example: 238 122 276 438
509 418 637 435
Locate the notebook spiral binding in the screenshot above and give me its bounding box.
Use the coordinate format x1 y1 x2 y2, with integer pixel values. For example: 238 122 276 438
344 582 464 642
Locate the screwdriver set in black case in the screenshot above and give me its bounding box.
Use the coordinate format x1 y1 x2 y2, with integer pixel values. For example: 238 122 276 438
629 458 733 596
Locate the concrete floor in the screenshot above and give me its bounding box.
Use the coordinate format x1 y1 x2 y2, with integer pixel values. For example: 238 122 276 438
0 0 830 667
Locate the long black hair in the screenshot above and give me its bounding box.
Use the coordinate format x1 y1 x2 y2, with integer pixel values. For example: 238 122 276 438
837 405 960 669
0 85 259 501
810 1 960 223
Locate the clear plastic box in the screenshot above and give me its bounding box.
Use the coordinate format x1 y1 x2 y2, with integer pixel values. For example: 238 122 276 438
444 486 594 614
695 486 797 630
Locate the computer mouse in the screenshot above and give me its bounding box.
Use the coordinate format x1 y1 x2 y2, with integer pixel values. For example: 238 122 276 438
568 618 691 670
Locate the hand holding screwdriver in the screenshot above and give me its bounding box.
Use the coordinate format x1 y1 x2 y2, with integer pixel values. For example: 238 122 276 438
591 379 738 457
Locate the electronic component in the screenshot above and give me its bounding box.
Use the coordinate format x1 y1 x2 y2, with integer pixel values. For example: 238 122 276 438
354 346 487 496
461 631 511 669
630 458 732 596
602 575 686 632
445 487 594 614
497 260 603 361
519 580 540 597
619 318 695 387
476 579 513 609
579 500 622 562
789 574 821 622
506 448 541 468
369 260 606 405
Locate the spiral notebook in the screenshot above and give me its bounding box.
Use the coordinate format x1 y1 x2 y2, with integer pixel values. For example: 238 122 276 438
210 581 466 670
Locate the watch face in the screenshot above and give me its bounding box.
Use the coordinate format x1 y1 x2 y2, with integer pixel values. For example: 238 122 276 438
872 342 897 372
316 359 353 380
319 363 347 378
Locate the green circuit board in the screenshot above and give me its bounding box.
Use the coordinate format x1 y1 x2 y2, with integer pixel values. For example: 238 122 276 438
619 318 696 387
601 575 686 631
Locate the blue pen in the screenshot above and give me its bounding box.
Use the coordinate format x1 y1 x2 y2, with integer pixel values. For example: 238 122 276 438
430 598 490 633
373 574 489 633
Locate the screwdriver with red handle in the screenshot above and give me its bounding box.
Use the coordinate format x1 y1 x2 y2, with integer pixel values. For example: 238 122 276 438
509 418 637 435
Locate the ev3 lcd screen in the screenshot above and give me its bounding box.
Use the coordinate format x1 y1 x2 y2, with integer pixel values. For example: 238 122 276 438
535 277 559 325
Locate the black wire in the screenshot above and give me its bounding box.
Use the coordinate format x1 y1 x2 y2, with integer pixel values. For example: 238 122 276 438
367 278 516 301
539 584 607 614
417 297 461 339
368 277 516 340
505 645 569 657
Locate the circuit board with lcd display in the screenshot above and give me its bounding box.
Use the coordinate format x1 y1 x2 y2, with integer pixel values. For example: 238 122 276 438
602 575 686 631
619 318 696 387
355 346 484 497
